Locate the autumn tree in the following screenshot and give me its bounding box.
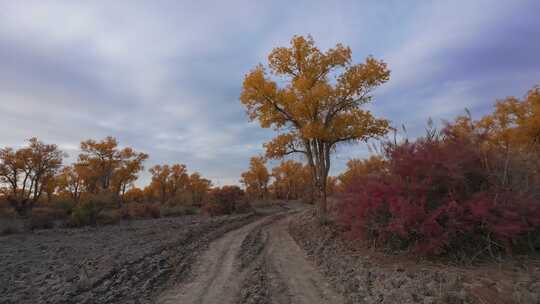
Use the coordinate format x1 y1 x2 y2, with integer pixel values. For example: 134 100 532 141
271 160 305 200
477 86 540 152
78 136 117 193
451 86 540 191
148 164 189 204
124 187 145 203
57 164 85 203
338 155 387 190
188 172 212 206
0 138 64 216
41 173 58 204
111 148 149 203
240 35 391 218
168 164 190 200
148 164 170 204
240 156 270 199
77 137 147 205
299 164 316 203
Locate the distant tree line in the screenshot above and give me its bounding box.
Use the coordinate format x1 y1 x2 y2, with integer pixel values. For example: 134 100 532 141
0 136 214 218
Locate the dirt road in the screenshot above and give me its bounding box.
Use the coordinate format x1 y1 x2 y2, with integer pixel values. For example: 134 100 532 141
158 212 344 304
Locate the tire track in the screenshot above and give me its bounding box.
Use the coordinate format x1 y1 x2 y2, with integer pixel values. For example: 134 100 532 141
158 212 344 304
157 217 272 304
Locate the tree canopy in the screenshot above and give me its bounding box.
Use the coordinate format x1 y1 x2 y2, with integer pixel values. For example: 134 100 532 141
240 35 391 217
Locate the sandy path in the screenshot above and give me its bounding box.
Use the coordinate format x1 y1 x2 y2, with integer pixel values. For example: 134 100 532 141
266 217 344 304
157 218 267 304
157 213 344 304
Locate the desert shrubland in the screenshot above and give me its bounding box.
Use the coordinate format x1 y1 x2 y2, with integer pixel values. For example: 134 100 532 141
339 87 540 258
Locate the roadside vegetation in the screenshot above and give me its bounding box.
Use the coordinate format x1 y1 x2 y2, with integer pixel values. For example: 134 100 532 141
338 87 540 260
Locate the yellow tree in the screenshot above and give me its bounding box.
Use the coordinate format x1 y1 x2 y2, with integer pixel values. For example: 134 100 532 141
471 87 540 188
148 164 190 204
168 164 189 199
111 148 148 204
240 35 391 218
77 137 147 204
240 156 270 199
78 136 119 193
477 86 540 152
188 172 212 206
123 187 145 203
271 160 304 200
299 164 316 204
57 164 85 203
148 164 171 204
338 155 387 190
41 173 58 204
0 138 65 216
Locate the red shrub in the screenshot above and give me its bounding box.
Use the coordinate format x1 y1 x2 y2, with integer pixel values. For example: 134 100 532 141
340 130 540 256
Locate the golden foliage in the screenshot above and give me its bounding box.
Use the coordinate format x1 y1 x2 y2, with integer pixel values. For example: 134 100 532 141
477 86 540 152
148 164 189 204
240 35 391 216
240 156 270 199
148 165 211 206
0 138 65 216
57 164 85 203
338 155 387 190
188 172 212 206
77 136 148 201
270 160 305 200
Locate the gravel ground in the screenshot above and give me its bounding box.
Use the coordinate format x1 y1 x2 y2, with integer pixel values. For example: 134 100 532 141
0 213 258 304
289 210 540 304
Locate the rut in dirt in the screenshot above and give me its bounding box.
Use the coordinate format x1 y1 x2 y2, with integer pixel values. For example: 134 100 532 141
157 212 344 304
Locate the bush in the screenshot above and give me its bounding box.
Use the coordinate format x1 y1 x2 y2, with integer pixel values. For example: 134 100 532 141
66 193 113 227
29 207 63 230
54 199 76 215
67 200 102 227
97 210 121 225
340 127 540 257
202 186 247 216
123 203 161 219
166 192 193 207
160 206 198 217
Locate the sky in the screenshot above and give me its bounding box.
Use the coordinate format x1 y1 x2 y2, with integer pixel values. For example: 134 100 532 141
0 1 539 186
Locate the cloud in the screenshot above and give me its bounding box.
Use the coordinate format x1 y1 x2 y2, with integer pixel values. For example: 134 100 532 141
0 1 538 186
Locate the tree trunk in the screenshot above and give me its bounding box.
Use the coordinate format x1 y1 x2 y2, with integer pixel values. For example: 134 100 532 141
316 176 329 223
304 139 331 221
317 185 327 219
